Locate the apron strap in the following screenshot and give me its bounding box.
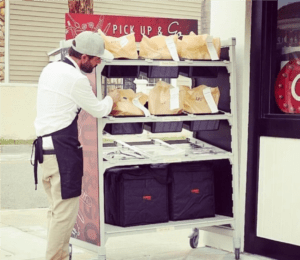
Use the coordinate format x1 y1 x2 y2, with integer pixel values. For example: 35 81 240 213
30 136 44 190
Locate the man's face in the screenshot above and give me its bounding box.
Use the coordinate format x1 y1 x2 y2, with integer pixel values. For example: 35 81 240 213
80 56 101 73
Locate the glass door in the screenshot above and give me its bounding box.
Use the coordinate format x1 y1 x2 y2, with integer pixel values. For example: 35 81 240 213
245 1 300 259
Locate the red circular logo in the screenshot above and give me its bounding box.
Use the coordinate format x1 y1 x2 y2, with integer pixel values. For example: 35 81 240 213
275 59 300 113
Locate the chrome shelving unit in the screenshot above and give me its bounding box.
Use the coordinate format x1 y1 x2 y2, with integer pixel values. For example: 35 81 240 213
78 37 241 260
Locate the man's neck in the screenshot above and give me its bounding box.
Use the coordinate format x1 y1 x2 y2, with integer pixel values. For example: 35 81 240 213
65 55 81 71
68 56 80 67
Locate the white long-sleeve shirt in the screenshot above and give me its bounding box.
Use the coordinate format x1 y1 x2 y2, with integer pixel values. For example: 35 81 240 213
34 56 112 148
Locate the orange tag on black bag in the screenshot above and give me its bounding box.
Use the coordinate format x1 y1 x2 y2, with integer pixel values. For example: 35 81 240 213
191 189 200 194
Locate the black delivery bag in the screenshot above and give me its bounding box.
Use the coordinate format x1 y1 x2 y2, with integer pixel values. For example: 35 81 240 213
104 165 169 227
168 162 215 221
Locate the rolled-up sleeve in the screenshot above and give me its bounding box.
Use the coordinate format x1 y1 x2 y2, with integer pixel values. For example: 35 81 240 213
71 77 113 118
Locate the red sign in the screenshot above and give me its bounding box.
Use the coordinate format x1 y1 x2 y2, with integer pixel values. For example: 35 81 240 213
72 71 100 246
275 59 300 113
66 13 198 41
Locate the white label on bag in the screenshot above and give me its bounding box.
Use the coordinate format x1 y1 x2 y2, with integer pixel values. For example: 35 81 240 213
132 96 151 117
203 87 219 113
119 36 129 48
165 37 180 61
206 35 219 60
170 87 180 110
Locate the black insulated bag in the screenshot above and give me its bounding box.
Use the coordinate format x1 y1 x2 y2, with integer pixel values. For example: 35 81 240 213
168 162 215 221
104 164 169 227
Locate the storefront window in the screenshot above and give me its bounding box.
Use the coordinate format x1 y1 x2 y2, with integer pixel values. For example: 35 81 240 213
272 0 300 115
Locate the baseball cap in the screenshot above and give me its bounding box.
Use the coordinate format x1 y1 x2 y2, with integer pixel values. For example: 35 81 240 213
72 31 114 61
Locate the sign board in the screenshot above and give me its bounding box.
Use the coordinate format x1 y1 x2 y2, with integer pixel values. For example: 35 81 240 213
65 13 198 40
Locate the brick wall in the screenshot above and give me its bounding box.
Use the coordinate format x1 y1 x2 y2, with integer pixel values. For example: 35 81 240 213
0 0 4 82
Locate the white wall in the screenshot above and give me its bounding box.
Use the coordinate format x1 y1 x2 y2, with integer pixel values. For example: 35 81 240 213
200 0 252 252
0 84 37 140
257 137 300 246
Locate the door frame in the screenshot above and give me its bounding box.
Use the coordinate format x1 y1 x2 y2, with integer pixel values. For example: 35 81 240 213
244 1 300 259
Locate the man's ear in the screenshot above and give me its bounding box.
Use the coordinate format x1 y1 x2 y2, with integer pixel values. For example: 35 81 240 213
81 54 89 63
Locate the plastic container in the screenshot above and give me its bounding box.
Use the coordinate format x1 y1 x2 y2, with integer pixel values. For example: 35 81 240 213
140 66 179 78
183 120 220 131
179 66 219 78
102 65 140 78
144 121 183 133
104 122 143 135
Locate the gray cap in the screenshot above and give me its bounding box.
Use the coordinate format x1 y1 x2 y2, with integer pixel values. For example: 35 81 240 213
72 31 114 61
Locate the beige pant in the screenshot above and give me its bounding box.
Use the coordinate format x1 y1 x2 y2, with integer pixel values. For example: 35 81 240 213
41 155 79 260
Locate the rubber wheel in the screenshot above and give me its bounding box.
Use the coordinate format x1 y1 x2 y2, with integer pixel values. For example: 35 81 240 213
189 234 199 249
235 248 240 260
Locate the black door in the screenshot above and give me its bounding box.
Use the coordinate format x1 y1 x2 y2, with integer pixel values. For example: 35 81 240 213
245 1 300 259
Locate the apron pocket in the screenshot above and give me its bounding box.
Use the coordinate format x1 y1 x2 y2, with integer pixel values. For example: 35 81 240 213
57 145 84 199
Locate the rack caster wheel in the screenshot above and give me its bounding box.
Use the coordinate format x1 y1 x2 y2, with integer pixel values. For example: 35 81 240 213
235 248 240 260
189 228 199 249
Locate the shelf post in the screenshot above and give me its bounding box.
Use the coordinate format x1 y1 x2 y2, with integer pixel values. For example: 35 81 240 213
96 65 109 259
228 38 241 253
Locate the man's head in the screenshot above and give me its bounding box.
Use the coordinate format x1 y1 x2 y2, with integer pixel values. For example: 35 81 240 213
69 31 113 73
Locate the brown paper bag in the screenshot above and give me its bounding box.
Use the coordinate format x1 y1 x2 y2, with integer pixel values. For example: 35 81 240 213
148 81 186 115
98 30 138 59
177 32 221 60
139 34 178 60
109 89 148 116
183 85 220 114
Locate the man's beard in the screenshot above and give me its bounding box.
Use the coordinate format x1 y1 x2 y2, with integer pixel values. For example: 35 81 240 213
80 61 94 73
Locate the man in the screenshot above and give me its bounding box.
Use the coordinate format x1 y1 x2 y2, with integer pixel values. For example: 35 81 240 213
32 31 118 260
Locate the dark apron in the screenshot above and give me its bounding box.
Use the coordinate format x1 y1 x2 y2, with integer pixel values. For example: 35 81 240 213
31 57 83 199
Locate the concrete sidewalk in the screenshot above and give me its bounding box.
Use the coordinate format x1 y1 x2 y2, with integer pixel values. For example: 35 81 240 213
0 144 275 260
0 208 276 260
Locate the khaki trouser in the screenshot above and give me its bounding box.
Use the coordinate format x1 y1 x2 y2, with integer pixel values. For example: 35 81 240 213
41 155 79 260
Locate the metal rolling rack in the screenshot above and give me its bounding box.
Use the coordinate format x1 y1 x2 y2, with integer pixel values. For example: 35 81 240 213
94 37 240 260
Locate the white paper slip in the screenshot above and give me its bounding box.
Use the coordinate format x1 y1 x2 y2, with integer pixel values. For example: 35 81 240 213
170 87 180 110
165 36 180 61
206 35 219 61
203 87 219 113
132 96 151 117
119 36 129 48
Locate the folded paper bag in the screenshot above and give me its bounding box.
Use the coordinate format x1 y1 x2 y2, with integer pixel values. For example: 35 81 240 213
98 30 138 59
183 85 220 114
177 32 221 60
139 34 178 60
109 89 148 116
148 81 186 115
